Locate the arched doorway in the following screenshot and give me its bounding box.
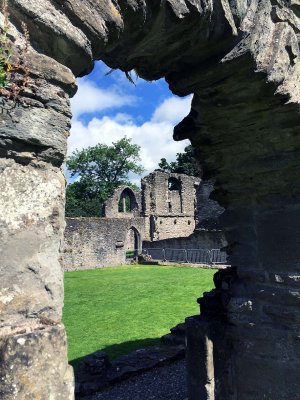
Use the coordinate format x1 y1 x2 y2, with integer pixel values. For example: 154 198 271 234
126 226 141 259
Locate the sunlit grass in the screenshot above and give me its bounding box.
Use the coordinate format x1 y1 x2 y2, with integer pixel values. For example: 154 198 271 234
63 265 215 364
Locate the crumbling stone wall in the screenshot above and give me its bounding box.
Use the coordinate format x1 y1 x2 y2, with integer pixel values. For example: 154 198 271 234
103 186 141 218
63 186 144 270
196 180 224 230
142 172 225 248
63 218 144 270
143 230 225 253
142 171 199 240
1 1 300 399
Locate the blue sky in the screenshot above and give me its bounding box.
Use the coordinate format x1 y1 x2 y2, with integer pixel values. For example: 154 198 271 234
69 61 192 185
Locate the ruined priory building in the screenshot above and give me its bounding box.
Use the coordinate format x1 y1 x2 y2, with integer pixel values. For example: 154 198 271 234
1 1 300 400
142 171 199 240
64 170 223 269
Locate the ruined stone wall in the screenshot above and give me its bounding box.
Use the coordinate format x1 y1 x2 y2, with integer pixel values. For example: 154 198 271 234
63 218 144 270
0 7 76 398
103 186 141 218
143 230 225 252
144 215 196 241
196 180 224 230
142 171 198 240
143 178 226 259
142 172 224 244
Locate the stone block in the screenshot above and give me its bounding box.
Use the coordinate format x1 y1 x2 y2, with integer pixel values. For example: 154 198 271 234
235 355 300 400
0 160 65 325
0 325 74 400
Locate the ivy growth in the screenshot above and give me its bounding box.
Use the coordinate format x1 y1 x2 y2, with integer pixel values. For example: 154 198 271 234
0 0 30 103
0 1 11 89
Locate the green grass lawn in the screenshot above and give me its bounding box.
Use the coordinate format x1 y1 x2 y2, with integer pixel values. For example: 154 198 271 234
63 265 215 365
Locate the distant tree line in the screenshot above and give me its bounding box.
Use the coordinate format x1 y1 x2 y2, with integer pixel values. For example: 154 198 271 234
158 144 201 176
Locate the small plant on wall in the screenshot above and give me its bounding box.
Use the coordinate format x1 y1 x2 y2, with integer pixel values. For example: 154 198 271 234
0 0 29 104
0 2 11 89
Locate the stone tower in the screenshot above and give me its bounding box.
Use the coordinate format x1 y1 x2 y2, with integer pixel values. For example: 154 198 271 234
142 170 199 241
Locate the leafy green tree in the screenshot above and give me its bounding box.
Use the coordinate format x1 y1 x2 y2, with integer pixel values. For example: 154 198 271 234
66 137 144 217
158 145 202 176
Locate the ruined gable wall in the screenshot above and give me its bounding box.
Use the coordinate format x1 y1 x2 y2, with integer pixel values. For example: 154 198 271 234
142 171 198 240
103 186 141 218
143 177 226 254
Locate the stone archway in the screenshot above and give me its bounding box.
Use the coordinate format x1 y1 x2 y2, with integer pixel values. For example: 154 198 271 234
119 189 139 214
104 186 140 218
1 2 300 400
126 226 141 255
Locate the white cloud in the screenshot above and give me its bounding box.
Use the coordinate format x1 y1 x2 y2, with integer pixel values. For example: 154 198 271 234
68 95 192 183
70 79 137 119
152 96 192 125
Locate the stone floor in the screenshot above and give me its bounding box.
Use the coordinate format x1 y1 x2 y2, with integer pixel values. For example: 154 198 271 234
81 360 187 400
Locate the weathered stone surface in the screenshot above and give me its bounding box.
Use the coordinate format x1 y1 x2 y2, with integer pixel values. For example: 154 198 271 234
0 325 74 400
196 180 224 230
142 171 199 241
0 10 77 396
7 0 93 76
1 0 300 399
103 186 141 219
63 217 144 270
5 1 300 101
0 160 65 326
0 104 70 166
0 13 74 166
186 314 234 400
